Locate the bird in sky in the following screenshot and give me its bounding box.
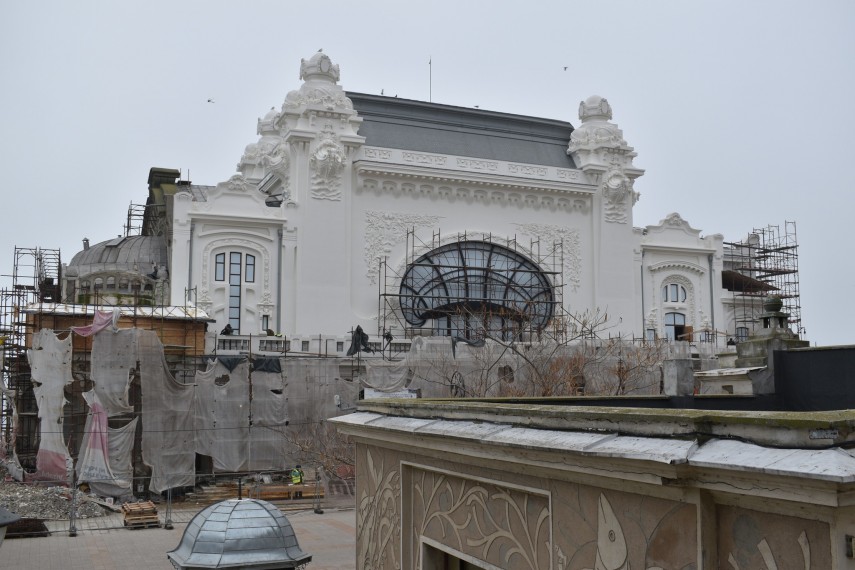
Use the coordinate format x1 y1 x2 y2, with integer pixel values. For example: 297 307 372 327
207 98 215 103
563 66 568 71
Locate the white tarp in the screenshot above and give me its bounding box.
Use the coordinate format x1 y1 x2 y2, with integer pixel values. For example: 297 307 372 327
248 369 288 471
194 359 250 472
195 359 290 472
139 329 195 493
90 328 135 416
28 329 74 482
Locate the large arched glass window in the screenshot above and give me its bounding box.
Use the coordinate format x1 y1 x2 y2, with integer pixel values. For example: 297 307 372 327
399 241 554 340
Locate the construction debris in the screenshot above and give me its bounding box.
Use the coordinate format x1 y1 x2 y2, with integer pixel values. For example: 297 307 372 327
0 480 107 520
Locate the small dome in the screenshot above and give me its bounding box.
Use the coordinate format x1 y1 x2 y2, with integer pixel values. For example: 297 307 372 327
168 499 311 569
66 235 167 279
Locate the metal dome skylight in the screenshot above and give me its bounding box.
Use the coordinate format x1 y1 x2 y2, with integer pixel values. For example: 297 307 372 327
399 241 555 338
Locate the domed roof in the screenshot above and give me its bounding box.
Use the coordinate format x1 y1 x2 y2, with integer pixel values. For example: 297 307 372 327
167 499 311 569
66 235 167 279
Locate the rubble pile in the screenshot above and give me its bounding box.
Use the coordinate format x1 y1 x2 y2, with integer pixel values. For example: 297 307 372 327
0 480 107 520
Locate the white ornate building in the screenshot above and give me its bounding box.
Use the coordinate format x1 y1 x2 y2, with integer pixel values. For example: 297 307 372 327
68 51 759 348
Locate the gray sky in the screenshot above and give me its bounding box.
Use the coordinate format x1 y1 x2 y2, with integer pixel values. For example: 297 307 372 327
2 1 853 346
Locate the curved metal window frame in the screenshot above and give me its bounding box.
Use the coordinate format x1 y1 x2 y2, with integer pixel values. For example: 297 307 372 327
399 241 555 338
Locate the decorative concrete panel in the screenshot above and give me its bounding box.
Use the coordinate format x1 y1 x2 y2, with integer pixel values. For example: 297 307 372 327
356 445 401 570
550 481 696 570
408 464 551 570
717 505 830 569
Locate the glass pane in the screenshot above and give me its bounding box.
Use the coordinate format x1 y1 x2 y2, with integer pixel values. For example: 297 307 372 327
215 253 225 281
246 255 255 282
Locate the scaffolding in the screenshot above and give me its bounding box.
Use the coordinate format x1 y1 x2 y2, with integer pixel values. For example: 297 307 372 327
724 221 802 338
1 244 209 474
378 229 565 344
0 247 62 466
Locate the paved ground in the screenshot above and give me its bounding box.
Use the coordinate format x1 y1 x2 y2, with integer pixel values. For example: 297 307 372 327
1 505 356 570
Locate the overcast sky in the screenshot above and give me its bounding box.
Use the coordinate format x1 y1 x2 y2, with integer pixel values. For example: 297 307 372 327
1 1 853 346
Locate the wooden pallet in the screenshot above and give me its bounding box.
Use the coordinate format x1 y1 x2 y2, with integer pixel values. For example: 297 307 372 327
122 501 160 528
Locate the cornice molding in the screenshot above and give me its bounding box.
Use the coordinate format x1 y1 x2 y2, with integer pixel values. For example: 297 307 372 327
648 261 707 275
356 161 593 213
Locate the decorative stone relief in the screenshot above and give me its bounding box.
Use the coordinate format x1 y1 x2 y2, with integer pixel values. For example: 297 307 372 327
410 467 550 570
717 505 829 569
310 125 347 200
456 158 498 171
557 169 581 180
257 291 275 317
364 148 392 160
364 210 441 284
508 164 547 177
260 140 290 178
515 223 582 292
357 175 590 213
402 151 446 166
223 174 252 193
357 447 400 570
567 95 644 223
281 52 353 114
601 167 638 224
197 287 212 315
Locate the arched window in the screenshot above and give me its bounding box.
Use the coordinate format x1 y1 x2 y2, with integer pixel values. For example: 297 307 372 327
399 241 554 340
212 250 260 334
662 283 687 303
664 312 686 341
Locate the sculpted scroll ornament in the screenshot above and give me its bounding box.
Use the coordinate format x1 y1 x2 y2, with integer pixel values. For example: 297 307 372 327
364 210 441 284
310 127 347 200
515 223 582 292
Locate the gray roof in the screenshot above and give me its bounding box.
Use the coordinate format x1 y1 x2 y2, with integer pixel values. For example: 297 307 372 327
66 235 167 278
348 92 577 168
168 499 311 569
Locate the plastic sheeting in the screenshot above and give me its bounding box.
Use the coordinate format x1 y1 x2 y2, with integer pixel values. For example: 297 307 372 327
195 359 289 472
28 329 74 482
195 359 251 472
139 329 195 494
248 369 288 471
90 328 135 416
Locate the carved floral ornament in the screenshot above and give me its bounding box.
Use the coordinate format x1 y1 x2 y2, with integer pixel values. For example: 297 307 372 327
363 210 442 284
515 222 582 292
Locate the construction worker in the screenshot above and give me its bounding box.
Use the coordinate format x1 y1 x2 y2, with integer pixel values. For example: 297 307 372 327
291 465 304 498
291 465 303 484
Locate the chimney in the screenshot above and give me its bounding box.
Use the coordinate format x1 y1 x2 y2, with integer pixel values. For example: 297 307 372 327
83 238 90 250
